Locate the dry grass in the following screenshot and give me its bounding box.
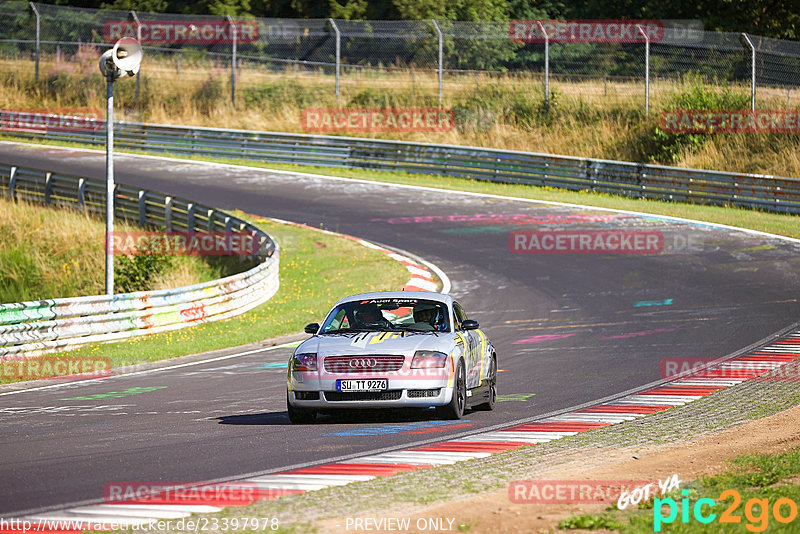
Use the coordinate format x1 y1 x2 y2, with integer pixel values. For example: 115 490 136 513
1 54 799 177
148 259 202 290
0 198 112 302
0 197 229 303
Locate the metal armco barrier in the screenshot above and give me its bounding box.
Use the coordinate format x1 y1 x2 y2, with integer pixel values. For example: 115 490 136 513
0 163 280 358
1 113 799 214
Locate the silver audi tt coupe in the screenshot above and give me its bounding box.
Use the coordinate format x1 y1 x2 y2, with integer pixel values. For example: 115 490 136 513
286 291 497 423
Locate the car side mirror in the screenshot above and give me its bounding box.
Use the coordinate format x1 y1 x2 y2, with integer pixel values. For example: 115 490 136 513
304 323 320 335
462 319 479 330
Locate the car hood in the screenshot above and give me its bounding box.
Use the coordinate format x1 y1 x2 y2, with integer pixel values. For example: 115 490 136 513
295 331 455 356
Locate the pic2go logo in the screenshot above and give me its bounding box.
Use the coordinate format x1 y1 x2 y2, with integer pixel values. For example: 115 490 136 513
654 489 799 532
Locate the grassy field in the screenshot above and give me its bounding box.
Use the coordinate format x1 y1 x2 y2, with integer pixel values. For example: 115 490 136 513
25 214 410 376
1 55 800 177
0 197 233 303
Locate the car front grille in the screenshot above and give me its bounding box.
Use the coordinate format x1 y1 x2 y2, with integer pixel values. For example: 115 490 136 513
323 355 405 373
407 388 441 398
324 390 403 402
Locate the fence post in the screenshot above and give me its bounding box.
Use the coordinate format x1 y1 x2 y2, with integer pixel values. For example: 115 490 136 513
8 166 17 200
432 20 443 105
138 190 146 226
44 171 52 205
207 209 215 232
77 178 85 210
535 21 549 110
165 196 173 232
636 25 650 116
329 18 340 97
740 33 756 111
29 2 39 83
187 202 195 231
130 11 141 101
227 15 237 106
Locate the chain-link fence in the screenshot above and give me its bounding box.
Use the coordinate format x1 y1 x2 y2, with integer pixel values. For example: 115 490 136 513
1 1 799 112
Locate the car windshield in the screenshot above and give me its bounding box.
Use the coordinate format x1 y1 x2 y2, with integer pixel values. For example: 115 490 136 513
319 298 450 333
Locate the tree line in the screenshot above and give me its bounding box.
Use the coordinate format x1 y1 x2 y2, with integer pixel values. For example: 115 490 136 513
46 0 798 39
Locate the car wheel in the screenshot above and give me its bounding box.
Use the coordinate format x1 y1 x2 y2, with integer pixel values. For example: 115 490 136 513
436 361 466 420
475 356 497 411
286 391 316 424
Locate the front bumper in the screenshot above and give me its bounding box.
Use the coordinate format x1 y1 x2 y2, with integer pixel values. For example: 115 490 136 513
288 376 453 409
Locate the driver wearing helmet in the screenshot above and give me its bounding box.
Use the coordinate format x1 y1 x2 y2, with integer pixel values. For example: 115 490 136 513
354 302 393 330
412 302 446 331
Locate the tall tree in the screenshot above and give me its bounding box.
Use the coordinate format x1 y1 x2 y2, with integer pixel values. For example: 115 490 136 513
329 0 367 19
392 0 509 21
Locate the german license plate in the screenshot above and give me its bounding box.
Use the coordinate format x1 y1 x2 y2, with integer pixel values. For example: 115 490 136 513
336 379 388 392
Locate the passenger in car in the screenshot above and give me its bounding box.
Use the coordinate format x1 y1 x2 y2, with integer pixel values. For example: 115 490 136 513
412 302 446 331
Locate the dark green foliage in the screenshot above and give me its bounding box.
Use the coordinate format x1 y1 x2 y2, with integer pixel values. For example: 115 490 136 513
60 0 800 39
638 84 750 164
114 253 173 294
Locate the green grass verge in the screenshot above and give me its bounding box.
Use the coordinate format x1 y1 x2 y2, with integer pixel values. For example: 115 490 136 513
3 134 798 240
1 215 409 382
560 448 800 532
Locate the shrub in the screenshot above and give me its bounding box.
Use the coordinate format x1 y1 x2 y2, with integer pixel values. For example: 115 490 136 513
641 83 750 163
114 254 173 294
194 76 225 115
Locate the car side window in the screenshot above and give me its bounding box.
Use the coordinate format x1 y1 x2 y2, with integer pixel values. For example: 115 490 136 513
453 302 467 330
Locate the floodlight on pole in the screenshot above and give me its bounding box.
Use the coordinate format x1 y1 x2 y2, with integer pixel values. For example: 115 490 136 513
99 37 142 296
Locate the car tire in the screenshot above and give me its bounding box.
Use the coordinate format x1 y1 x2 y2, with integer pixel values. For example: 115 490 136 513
286 392 316 424
474 356 497 411
436 361 466 420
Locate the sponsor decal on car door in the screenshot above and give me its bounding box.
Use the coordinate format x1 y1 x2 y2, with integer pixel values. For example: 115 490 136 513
455 302 482 388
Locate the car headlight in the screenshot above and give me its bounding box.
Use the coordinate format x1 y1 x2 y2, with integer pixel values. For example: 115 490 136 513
290 353 318 371
411 350 448 368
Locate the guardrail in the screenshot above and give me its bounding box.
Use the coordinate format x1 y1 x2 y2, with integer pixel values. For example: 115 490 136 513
2 113 799 214
0 163 279 358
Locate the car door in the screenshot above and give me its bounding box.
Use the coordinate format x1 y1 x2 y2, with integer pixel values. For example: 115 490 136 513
453 302 482 388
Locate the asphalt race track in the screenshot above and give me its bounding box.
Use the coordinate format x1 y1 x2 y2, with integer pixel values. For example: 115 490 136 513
1 142 799 516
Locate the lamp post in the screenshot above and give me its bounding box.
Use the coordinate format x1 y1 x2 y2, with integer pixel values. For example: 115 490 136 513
99 37 142 295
